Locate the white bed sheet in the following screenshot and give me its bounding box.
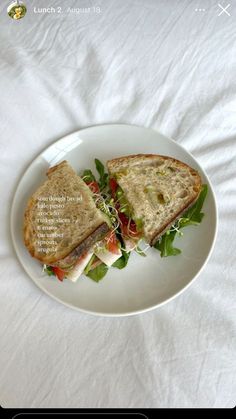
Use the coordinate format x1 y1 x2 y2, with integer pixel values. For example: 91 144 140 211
0 0 236 408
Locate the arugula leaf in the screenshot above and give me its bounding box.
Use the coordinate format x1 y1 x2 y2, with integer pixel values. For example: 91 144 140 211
154 231 181 257
112 250 130 269
179 184 208 227
154 184 208 257
135 246 147 257
81 169 96 183
83 254 97 275
86 263 108 282
43 265 55 276
95 158 104 178
95 158 109 190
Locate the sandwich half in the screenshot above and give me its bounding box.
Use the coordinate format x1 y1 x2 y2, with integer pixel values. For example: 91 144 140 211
24 160 121 282
107 154 202 248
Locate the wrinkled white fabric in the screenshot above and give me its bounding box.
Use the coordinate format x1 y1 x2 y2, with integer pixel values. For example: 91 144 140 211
0 0 236 408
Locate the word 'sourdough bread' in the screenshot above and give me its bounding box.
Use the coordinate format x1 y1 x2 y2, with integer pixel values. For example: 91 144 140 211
107 154 202 245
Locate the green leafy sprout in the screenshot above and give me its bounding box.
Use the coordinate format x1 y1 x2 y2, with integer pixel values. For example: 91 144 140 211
154 184 208 257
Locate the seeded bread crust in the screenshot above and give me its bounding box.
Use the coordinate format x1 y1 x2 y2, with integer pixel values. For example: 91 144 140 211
52 223 109 269
107 154 202 245
24 160 109 264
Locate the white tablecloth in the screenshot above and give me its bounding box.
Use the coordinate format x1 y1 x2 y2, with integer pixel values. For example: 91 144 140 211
1 0 235 408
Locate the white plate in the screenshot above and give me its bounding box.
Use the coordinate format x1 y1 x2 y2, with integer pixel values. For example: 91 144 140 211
10 124 217 316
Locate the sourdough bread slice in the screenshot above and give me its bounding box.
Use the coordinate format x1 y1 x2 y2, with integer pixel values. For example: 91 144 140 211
107 154 202 245
24 160 110 264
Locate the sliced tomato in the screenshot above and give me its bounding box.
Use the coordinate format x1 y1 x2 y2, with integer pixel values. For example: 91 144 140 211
52 267 66 282
118 211 129 226
105 231 120 254
129 220 140 236
109 178 118 198
86 181 100 194
121 223 141 238
118 211 139 235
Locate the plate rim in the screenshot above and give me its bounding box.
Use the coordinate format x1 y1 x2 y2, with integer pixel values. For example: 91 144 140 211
10 123 218 317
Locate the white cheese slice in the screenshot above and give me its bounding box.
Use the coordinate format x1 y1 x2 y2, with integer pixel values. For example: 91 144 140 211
66 251 94 282
94 247 122 267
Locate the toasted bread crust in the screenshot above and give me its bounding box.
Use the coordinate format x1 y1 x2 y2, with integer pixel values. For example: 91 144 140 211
46 160 68 177
52 222 110 268
24 160 109 264
149 194 200 246
107 154 199 177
